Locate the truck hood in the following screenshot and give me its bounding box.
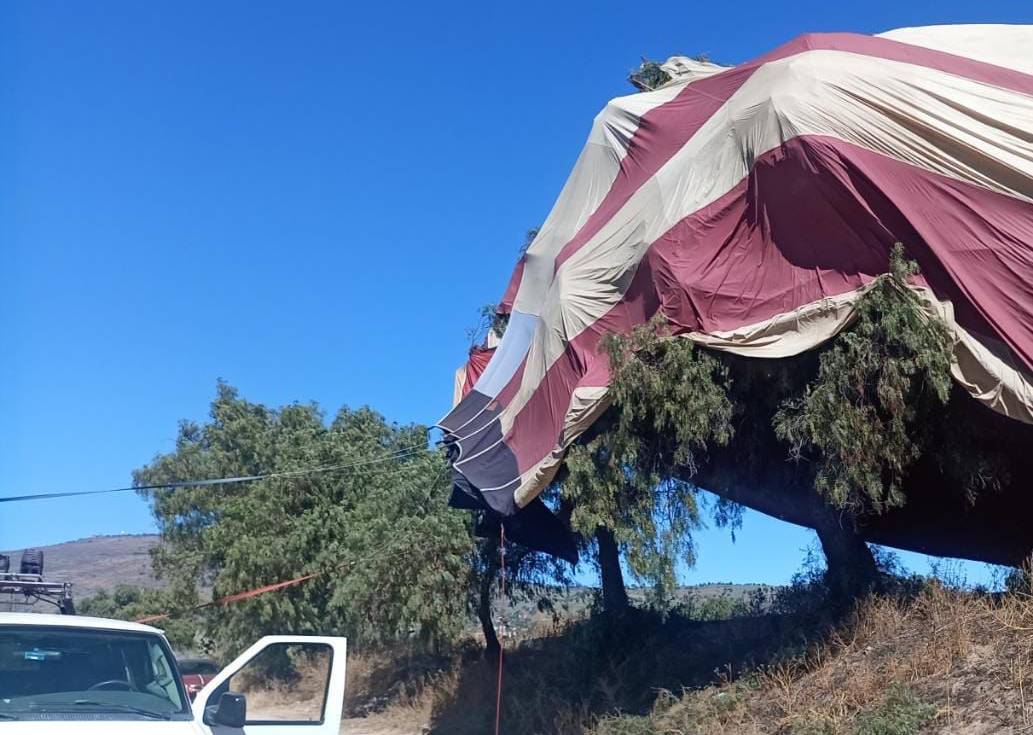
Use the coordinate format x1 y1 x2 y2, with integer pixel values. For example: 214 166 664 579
0 721 202 734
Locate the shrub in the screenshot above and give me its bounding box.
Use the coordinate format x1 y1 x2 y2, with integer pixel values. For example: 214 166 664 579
854 684 936 735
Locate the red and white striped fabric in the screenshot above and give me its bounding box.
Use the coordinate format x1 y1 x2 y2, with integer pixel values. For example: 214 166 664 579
440 25 1033 521
453 345 495 406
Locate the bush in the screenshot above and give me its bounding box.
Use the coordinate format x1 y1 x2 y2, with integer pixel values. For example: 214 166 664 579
854 684 936 735
592 713 657 735
678 593 750 621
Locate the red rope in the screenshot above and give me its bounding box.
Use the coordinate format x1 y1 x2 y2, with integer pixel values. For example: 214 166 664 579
134 537 422 625
494 524 506 735
134 571 321 624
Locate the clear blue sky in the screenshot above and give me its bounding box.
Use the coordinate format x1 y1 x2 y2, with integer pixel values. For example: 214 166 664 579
3 1 1028 586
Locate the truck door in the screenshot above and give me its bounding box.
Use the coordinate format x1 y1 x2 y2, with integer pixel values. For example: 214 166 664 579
193 635 346 735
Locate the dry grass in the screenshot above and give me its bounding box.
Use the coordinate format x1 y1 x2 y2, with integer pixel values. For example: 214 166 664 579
231 647 441 733
343 647 465 733
234 648 331 721
594 583 1033 734
344 582 1033 734
426 607 805 734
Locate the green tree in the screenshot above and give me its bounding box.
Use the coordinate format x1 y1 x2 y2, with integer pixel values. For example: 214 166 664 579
563 315 734 600
135 384 473 655
79 585 200 651
773 247 953 515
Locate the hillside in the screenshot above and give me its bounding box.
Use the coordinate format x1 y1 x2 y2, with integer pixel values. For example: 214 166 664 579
344 582 1033 734
588 585 1033 734
1 534 161 601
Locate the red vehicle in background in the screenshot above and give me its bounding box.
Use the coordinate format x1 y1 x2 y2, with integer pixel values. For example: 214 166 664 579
177 656 220 700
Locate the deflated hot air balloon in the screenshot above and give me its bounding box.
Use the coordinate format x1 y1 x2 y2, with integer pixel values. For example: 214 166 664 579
440 25 1033 564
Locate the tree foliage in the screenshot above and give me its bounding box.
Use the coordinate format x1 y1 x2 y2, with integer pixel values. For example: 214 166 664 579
774 245 954 514
564 317 735 593
79 585 201 651
628 60 671 92
135 383 473 655
467 304 509 348
627 54 713 92
561 245 1003 595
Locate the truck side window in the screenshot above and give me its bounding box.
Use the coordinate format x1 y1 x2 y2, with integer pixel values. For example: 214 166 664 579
226 642 333 725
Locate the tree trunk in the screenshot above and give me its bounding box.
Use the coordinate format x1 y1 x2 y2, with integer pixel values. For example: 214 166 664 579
682 463 881 603
477 550 501 661
596 527 628 614
813 510 880 604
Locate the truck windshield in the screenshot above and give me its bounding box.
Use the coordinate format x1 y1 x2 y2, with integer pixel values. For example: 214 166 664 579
0 625 191 721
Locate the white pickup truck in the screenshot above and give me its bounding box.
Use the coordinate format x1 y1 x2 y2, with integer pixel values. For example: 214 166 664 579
0 612 348 734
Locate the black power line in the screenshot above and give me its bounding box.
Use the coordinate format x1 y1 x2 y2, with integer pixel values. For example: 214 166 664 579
0 445 430 504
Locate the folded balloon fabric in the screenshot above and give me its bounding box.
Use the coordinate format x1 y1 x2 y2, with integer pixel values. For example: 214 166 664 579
439 25 1033 560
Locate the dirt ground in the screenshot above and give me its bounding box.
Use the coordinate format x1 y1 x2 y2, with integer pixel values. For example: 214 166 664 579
340 716 425 734
243 684 426 733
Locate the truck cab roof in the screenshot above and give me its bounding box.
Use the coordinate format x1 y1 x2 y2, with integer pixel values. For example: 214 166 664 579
0 611 163 635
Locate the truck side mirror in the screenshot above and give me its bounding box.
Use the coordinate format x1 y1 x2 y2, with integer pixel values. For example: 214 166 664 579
204 692 247 728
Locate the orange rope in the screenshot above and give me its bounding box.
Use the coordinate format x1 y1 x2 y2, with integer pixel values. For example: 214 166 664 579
134 571 321 624
494 524 506 735
132 533 424 625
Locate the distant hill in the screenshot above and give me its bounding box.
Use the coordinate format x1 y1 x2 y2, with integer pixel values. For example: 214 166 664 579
2 534 162 602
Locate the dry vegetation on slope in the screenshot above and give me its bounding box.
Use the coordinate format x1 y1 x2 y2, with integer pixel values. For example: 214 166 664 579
592 584 1033 734
341 579 1033 734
